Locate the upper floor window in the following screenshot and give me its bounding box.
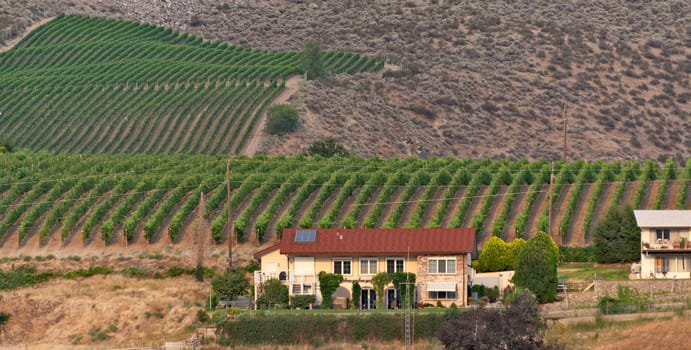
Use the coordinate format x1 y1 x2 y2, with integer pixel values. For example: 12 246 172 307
360 258 378 275
656 229 670 241
333 258 352 275
428 258 456 274
387 258 405 273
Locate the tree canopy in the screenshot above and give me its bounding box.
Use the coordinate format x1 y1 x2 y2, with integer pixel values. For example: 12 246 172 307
476 236 510 272
302 40 325 80
593 206 641 263
256 278 289 309
211 270 250 302
513 232 558 303
265 104 300 136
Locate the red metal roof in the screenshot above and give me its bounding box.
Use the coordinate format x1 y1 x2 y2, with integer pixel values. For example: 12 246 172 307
279 228 475 255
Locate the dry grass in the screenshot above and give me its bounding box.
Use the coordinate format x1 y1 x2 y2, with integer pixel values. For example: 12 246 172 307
546 316 691 350
0 270 208 348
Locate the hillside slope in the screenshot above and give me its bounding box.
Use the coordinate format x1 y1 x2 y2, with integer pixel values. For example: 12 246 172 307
0 15 379 154
2 0 688 162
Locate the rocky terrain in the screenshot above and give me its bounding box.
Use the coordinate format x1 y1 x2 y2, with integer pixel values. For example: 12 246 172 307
1 0 689 162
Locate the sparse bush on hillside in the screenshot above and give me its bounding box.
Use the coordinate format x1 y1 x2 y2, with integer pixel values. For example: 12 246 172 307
307 137 349 158
265 104 300 136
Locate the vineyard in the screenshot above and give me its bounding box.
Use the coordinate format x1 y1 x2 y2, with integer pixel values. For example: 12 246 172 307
0 153 688 254
0 14 382 154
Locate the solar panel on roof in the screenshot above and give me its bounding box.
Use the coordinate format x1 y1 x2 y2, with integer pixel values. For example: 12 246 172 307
295 229 317 242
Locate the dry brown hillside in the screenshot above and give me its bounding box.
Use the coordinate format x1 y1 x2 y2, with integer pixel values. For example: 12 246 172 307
1 0 689 162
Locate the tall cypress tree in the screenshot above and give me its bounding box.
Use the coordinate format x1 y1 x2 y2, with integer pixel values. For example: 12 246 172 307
513 232 558 303
302 40 325 80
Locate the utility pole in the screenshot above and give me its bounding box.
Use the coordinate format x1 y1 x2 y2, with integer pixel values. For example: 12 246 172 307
227 160 233 271
562 98 568 162
197 192 206 279
548 162 554 238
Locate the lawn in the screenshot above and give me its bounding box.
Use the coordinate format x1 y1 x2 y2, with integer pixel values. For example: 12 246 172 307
558 263 630 282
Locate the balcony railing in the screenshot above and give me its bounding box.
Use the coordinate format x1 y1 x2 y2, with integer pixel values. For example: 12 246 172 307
642 240 690 252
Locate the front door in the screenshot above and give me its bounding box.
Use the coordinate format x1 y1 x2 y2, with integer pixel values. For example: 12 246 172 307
361 289 376 309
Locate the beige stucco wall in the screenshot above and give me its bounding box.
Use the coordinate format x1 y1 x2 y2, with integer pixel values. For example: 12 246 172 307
640 227 691 279
258 251 469 308
258 247 288 278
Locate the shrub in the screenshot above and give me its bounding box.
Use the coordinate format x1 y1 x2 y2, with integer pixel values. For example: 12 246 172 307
265 104 299 135
317 271 343 308
307 137 349 157
475 236 510 272
197 309 210 323
290 295 316 309
439 289 547 349
256 279 289 309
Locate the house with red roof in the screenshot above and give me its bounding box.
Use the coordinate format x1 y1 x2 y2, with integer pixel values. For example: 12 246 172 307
253 227 475 309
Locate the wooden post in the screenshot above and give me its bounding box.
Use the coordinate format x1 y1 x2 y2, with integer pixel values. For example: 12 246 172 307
231 161 233 271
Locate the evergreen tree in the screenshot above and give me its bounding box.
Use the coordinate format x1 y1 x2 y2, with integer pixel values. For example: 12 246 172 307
513 232 558 303
302 40 325 80
593 206 641 263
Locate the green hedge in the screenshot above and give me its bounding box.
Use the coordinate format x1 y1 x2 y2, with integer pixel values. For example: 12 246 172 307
217 313 445 346
559 245 596 262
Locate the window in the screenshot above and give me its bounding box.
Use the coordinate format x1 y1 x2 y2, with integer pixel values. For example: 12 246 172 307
428 291 457 300
386 258 404 273
333 259 352 275
428 258 456 274
656 229 670 241
360 258 378 275
292 284 312 295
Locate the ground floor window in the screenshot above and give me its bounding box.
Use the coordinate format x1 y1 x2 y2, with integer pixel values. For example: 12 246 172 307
292 284 312 295
428 291 456 300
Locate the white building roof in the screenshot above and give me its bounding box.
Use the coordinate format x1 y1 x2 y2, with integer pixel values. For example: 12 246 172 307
633 210 691 228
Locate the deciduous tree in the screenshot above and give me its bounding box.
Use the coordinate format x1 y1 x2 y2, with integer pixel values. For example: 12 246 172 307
256 278 289 309
211 270 250 302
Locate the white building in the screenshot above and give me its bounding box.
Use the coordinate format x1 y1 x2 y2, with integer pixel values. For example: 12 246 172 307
634 210 691 279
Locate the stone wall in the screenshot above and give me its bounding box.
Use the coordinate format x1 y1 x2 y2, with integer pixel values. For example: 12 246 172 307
541 279 691 311
417 255 467 307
